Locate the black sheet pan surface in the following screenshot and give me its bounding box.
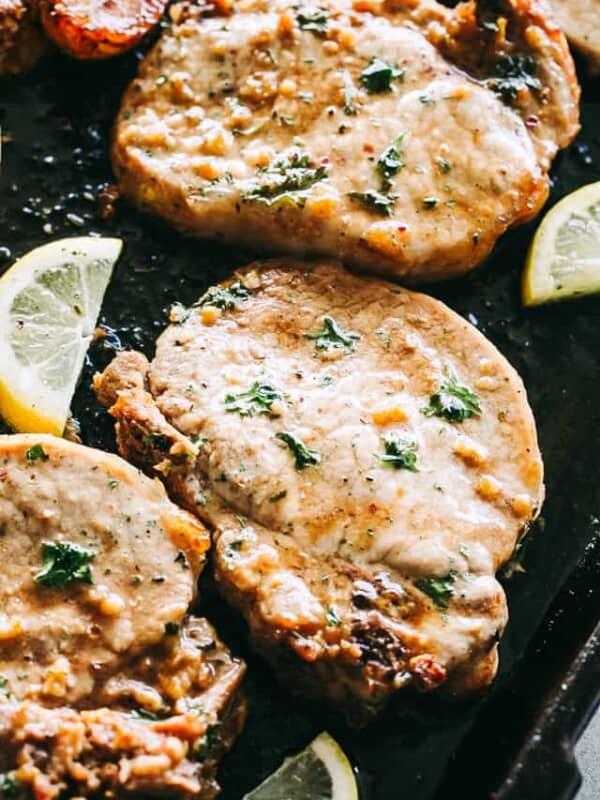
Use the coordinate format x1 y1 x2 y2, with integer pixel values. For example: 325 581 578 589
1 48 599 800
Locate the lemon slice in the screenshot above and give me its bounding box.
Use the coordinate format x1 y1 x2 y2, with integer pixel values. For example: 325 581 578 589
243 732 358 800
0 237 122 435
523 181 600 306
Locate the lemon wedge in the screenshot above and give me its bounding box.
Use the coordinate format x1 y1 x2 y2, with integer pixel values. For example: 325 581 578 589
243 732 358 800
523 181 600 306
0 237 122 435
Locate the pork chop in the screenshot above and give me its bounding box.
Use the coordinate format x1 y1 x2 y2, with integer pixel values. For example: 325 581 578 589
0 434 246 799
112 0 579 283
96 260 544 722
550 0 600 70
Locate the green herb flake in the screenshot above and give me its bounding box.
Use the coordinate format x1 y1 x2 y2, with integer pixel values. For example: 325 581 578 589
296 8 329 34
436 156 451 173
108 479 119 490
194 724 221 761
26 444 48 462
423 374 481 422
378 433 419 471
360 58 403 94
242 152 327 207
325 605 342 626
488 54 540 103
0 774 19 798
377 135 405 190
224 381 284 417
142 432 171 452
305 316 360 353
348 189 396 216
34 541 94 588
275 432 320 470
422 197 438 209
164 621 180 636
269 489 288 503
415 572 457 609
197 281 250 311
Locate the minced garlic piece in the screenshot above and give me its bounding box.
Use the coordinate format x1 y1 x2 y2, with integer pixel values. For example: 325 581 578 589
42 656 73 698
476 474 503 501
201 306 220 325
200 128 233 157
305 194 338 220
193 160 221 180
372 406 409 425
454 437 488 467
0 614 22 639
511 494 533 517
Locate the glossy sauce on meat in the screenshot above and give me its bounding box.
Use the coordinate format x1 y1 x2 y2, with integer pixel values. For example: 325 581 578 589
97 260 544 720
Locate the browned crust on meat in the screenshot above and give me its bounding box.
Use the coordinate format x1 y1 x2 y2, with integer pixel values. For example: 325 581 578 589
40 0 167 60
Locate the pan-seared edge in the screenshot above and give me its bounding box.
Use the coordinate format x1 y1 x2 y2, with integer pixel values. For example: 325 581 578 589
112 0 579 283
0 434 246 799
96 260 544 723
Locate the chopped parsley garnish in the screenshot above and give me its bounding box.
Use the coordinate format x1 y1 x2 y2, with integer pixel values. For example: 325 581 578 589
164 621 180 635
305 316 360 353
194 724 221 761
132 707 169 721
360 58 403 94
422 197 438 209
142 432 171 451
423 375 481 422
377 135 405 190
325 605 342 626
275 432 320 470
488 54 541 103
0 774 19 798
296 8 329 34
348 189 396 216
197 281 250 310
34 541 94 588
242 152 327 207
224 381 284 417
25 443 48 462
378 433 419 471
269 489 288 503
415 572 457 609
436 156 451 173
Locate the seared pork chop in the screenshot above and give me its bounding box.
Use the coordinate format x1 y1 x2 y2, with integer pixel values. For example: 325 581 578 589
0 434 245 799
550 0 600 70
96 261 544 721
112 0 579 283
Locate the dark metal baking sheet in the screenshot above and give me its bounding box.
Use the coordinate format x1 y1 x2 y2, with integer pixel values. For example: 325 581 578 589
1 48 599 800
